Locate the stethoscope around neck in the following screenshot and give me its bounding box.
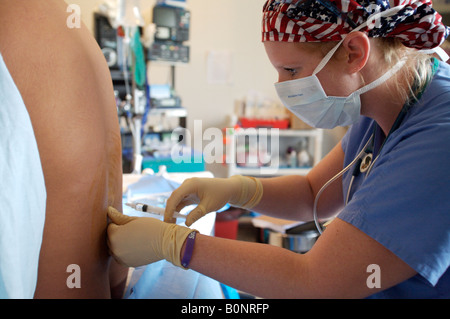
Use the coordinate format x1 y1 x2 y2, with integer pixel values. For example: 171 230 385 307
313 104 411 235
313 133 377 234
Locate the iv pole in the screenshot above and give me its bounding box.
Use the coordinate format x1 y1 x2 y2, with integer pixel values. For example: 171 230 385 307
116 0 146 174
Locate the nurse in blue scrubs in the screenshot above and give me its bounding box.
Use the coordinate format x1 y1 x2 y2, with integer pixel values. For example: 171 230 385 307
107 0 450 299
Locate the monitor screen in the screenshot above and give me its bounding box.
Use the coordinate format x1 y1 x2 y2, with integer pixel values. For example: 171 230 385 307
153 6 177 28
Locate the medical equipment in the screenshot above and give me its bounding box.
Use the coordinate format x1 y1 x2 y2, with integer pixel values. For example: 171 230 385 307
116 0 145 27
126 202 187 219
153 5 190 43
113 0 148 174
96 1 148 176
149 42 190 64
149 4 190 64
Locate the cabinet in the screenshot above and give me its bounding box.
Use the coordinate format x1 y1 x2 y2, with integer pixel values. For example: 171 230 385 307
227 128 323 177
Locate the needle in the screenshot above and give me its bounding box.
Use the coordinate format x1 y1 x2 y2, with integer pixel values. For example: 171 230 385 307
125 202 187 220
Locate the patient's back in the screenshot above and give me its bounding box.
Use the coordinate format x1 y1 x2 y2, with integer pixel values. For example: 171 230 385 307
0 1 124 298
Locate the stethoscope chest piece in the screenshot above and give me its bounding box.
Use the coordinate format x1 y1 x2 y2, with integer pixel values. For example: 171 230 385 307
360 153 373 173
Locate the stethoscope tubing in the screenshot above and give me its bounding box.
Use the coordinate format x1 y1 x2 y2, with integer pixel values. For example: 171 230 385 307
313 133 375 234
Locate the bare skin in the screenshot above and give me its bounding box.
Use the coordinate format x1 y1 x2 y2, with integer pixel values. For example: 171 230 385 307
0 0 127 298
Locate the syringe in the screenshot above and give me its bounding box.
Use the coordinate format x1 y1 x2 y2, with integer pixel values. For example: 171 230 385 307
125 202 187 220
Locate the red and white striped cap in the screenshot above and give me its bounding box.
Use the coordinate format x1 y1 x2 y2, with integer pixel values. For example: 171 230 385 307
262 0 450 49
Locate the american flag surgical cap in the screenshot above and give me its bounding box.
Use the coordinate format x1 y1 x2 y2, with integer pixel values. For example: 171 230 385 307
262 0 450 49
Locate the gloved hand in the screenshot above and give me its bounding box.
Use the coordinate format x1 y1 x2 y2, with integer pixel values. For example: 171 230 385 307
107 207 196 268
164 175 263 226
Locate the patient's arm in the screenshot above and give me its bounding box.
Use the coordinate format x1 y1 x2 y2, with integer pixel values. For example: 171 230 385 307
0 0 128 298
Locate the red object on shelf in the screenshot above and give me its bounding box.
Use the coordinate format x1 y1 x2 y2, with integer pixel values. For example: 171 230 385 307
215 220 239 239
239 117 289 129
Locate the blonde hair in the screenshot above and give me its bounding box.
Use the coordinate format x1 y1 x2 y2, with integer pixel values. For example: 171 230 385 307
376 38 433 105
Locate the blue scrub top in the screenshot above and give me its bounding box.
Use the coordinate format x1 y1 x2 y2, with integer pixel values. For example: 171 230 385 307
339 60 450 298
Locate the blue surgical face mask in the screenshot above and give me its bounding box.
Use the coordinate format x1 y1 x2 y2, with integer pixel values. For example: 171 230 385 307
275 39 407 129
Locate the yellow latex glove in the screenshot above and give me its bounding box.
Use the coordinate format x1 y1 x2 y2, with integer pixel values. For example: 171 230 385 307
107 207 196 268
165 175 263 226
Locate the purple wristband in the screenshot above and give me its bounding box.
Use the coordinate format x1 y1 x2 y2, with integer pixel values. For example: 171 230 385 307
181 231 197 269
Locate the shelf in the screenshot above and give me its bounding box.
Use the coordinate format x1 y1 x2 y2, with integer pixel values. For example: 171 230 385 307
227 128 323 177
